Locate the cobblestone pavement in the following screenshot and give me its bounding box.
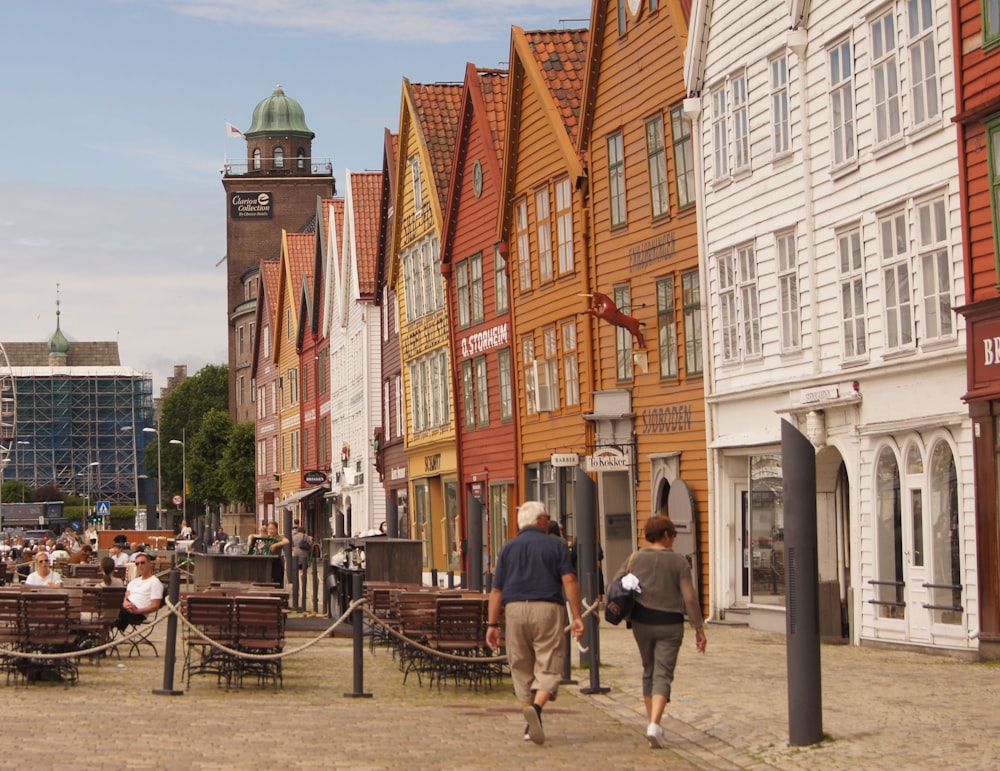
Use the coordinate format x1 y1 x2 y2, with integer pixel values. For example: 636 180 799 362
6 608 999 770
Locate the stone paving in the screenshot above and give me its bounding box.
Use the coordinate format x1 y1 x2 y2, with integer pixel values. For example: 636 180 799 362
6 605 999 770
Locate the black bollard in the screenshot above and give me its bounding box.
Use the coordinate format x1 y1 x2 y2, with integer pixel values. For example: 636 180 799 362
575 468 609 695
311 558 319 614
344 571 372 698
781 419 823 746
466 492 483 592
153 563 183 696
430 567 438 588
386 494 399 538
446 570 454 589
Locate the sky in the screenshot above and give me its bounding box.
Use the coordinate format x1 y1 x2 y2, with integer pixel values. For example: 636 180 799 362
0 0 589 392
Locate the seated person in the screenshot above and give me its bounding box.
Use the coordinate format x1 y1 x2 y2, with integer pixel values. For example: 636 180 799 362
98 556 124 586
49 540 72 562
25 552 64 587
128 544 148 563
69 544 95 564
116 554 163 631
109 543 130 567
248 521 290 584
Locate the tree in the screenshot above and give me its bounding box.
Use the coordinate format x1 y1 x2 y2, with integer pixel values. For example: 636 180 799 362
1 479 32 504
188 408 233 510
221 421 256 511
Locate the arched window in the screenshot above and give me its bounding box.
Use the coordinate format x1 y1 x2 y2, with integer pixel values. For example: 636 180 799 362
297 149 306 169
874 446 903 618
929 441 961 624
274 147 284 168
253 148 262 170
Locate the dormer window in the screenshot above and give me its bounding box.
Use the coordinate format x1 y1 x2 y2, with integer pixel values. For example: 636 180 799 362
274 147 284 168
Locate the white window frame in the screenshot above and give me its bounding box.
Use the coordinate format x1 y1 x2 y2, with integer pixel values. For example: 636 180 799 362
536 187 553 283
494 243 509 314
829 38 857 167
776 230 801 352
907 0 940 127
646 114 669 218
718 252 739 362
608 132 627 227
456 260 470 329
561 320 579 406
711 85 730 179
515 198 531 291
879 209 914 351
838 226 868 359
732 72 750 171
536 326 559 412
657 276 678 378
522 335 536 416
470 252 484 325
410 156 423 214
614 285 634 381
737 243 761 357
870 9 902 145
498 347 513 421
475 355 489 426
916 196 952 342
555 177 574 274
770 54 790 157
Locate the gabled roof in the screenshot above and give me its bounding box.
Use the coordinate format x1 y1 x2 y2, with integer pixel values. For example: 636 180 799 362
376 129 399 298
274 230 313 362
323 198 346 335
442 63 509 265
347 170 383 299
407 80 463 214
251 258 281 379
497 26 589 238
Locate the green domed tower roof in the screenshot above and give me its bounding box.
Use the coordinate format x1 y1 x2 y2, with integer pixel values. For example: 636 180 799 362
47 306 70 362
245 86 315 139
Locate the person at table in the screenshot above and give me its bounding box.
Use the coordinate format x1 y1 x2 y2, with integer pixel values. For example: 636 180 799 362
179 520 193 540
248 521 290 584
116 553 163 631
98 556 124 586
108 543 129 568
25 552 64 587
69 544 95 564
49 540 71 562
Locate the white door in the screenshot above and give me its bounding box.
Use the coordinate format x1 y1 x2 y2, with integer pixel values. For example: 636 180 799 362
901 445 931 644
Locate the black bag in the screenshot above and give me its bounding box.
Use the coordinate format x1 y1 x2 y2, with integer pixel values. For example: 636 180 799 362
604 551 638 626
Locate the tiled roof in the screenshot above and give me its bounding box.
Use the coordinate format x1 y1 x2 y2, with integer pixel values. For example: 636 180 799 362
330 198 346 276
286 232 314 314
260 259 281 329
350 171 383 298
479 69 509 161
2 341 121 367
525 28 589 147
410 82 463 211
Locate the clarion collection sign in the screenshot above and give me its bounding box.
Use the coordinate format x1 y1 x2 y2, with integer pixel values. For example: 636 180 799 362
230 191 273 219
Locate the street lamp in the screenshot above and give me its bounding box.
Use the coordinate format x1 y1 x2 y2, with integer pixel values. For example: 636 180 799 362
170 428 186 525
87 461 100 521
143 426 161 525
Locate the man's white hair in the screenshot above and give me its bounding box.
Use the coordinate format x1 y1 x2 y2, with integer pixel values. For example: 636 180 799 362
517 500 548 529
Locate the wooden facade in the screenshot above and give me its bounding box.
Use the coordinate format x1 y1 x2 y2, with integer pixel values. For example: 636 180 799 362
442 64 519 574
498 27 591 546
252 259 282 525
390 81 463 577
953 0 1000 652
580 0 708 602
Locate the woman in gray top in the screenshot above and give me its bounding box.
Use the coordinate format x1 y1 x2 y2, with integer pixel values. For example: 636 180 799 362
611 515 706 749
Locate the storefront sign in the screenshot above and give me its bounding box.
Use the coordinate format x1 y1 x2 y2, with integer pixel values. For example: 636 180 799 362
230 191 272 219
390 466 407 481
459 322 510 358
550 452 579 467
424 454 441 472
303 470 327 485
642 404 693 434
585 448 629 472
969 315 1000 394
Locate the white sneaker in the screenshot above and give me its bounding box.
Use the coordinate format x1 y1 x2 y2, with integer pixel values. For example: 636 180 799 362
646 723 667 749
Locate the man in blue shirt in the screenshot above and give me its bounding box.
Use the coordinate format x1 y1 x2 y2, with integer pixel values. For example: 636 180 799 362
486 500 585 745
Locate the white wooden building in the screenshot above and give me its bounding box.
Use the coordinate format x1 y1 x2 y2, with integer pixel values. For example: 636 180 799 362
684 0 977 652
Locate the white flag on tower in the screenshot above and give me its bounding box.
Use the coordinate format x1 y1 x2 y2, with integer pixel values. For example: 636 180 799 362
225 121 244 138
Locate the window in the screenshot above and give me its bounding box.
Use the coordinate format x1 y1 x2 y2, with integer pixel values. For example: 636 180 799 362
776 230 800 351
536 326 559 412
617 0 627 36
682 270 703 375
614 285 633 381
395 374 403 438
239 375 245 406
461 359 475 429
916 197 952 341
874 446 904 618
319 417 328 465
383 380 391 441
829 38 856 166
656 277 678 378
470 253 484 324
456 260 470 329
990 120 1000 277
738 244 761 357
408 349 450 433
718 253 738 361
410 156 423 213
871 9 902 144
928 440 961 625
238 324 245 355
711 85 730 178
536 187 553 282
402 235 443 322
646 115 669 218
988 0 1000 45
555 178 574 273
297 149 306 169
290 428 300 470
522 334 536 416
274 147 284 168
608 132 627 227
475 355 489 426
749 454 785 607
494 244 509 314
838 227 867 358
515 198 531 291
879 210 914 350
770 55 790 156
318 348 328 394
671 106 695 208
498 347 513 421
732 73 750 171
561 321 579 406
908 0 939 126
253 148 261 169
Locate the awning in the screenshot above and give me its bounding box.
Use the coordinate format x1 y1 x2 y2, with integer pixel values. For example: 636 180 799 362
277 485 328 509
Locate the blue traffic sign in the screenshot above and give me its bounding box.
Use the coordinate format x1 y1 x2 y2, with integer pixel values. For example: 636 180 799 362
96 500 111 516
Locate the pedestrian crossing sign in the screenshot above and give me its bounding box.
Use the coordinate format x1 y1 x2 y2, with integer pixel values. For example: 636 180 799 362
97 501 111 516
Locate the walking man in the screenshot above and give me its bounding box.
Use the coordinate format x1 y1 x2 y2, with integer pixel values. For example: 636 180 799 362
486 500 585 745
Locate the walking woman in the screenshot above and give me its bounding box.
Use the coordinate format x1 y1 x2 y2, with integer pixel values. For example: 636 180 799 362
611 514 706 749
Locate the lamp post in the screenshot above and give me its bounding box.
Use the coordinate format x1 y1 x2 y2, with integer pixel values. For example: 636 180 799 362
143 426 161 526
170 429 186 526
88 461 99 523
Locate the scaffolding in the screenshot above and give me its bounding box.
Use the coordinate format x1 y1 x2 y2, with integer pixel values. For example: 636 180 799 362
5 368 153 505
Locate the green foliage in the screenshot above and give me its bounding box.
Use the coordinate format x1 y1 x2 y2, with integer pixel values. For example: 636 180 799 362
221 421 256 511
188 408 234 508
1 479 33 503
